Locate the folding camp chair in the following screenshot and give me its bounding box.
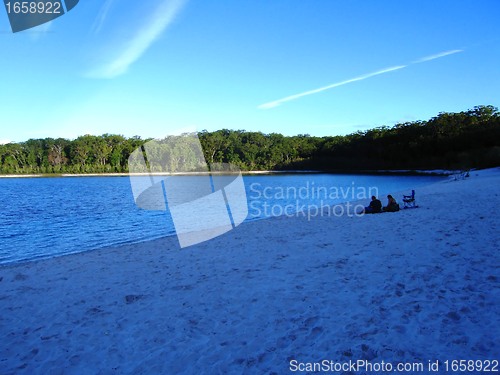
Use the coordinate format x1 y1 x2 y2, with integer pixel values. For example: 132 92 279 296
402 190 417 209
453 169 470 180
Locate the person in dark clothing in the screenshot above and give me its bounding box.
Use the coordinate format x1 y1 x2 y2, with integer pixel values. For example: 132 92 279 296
363 195 382 214
383 194 400 212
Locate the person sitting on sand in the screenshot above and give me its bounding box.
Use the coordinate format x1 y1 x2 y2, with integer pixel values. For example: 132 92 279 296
383 194 400 212
363 195 382 214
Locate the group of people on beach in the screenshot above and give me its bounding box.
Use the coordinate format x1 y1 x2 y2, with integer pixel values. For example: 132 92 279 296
362 195 400 214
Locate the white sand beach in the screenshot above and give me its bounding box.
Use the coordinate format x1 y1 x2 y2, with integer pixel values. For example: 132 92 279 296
0 168 499 374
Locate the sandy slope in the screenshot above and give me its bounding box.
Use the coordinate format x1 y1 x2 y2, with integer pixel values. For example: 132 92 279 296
0 168 498 374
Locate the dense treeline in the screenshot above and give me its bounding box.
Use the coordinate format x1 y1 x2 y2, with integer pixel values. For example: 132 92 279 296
1 105 499 174
306 105 500 171
0 135 146 174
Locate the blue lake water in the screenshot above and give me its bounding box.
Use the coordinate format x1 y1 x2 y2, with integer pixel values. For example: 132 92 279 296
0 174 445 264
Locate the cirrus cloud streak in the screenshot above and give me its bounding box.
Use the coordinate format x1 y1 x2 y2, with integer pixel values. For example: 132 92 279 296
88 0 187 79
258 49 464 110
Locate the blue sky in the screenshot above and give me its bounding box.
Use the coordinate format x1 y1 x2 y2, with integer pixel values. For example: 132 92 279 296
1 0 499 143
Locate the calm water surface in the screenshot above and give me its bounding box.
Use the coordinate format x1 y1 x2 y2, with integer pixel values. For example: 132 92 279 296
0 174 444 264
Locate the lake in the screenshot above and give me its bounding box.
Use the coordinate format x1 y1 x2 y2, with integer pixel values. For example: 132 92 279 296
0 174 445 264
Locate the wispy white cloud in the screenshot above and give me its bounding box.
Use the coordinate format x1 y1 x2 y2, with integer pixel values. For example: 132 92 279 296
88 0 187 79
0 139 12 145
412 49 463 63
258 48 464 110
258 65 407 109
91 0 116 34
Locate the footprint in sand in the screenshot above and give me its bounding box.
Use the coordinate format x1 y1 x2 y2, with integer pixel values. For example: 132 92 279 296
13 273 28 281
124 294 145 304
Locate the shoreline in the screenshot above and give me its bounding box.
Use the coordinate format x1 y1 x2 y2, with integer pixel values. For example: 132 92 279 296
0 168 466 178
0 232 174 269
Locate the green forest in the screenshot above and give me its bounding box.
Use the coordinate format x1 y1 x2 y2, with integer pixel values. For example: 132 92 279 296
1 105 499 174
